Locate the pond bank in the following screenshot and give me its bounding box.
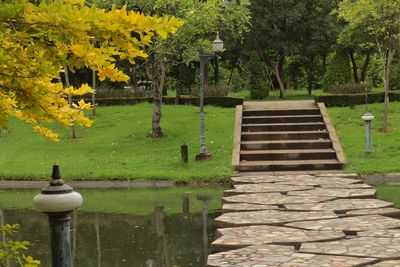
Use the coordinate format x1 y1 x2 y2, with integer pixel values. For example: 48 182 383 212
2 173 400 189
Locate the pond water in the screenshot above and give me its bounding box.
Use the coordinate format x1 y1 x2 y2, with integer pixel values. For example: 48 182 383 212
0 186 225 267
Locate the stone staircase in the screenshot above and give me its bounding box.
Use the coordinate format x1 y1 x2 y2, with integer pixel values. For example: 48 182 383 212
232 101 345 173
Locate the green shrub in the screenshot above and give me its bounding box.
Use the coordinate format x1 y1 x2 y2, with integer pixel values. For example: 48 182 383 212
248 52 269 99
328 83 372 94
323 51 352 90
190 84 230 97
390 54 400 90
314 91 400 107
81 96 243 107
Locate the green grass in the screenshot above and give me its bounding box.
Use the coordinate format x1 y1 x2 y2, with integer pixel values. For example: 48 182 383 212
0 103 235 181
328 101 400 174
375 185 400 208
0 186 224 215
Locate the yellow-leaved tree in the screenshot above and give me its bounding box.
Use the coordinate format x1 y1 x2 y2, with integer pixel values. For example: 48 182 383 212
0 0 183 141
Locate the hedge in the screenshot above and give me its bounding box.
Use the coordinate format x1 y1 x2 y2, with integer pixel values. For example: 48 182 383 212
81 96 244 108
314 91 400 107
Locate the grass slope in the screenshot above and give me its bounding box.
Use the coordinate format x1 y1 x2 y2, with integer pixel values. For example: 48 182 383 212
0 103 234 181
328 102 400 174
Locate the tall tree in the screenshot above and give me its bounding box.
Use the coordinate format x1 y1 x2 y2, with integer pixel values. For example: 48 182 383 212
248 0 337 98
0 0 182 140
338 0 400 132
119 0 250 138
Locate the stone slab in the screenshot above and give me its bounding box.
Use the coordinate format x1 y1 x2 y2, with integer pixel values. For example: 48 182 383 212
212 225 345 252
231 175 314 184
286 215 400 233
207 244 376 267
215 210 338 228
285 199 394 213
320 183 372 189
358 229 400 238
288 188 376 199
372 260 400 266
222 203 279 213
231 175 361 185
346 208 400 217
224 184 313 196
223 193 335 205
300 236 400 259
314 173 360 179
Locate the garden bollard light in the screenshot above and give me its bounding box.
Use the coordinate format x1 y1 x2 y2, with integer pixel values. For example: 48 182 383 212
362 111 374 153
33 165 83 267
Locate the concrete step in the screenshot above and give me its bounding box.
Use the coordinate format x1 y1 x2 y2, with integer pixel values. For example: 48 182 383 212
242 115 323 124
241 140 333 150
241 131 329 141
240 149 337 161
243 108 320 116
242 122 326 132
237 159 343 172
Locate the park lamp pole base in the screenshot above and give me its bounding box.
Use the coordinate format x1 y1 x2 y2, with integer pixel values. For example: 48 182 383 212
195 153 212 161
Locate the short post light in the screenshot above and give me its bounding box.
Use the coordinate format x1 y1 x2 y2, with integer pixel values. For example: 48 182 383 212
361 111 374 153
33 165 83 267
196 33 224 161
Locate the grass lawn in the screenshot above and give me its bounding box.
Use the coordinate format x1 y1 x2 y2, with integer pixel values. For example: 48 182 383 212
0 103 235 181
328 101 400 174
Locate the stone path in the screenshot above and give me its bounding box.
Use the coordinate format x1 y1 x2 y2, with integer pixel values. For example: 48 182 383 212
207 173 400 266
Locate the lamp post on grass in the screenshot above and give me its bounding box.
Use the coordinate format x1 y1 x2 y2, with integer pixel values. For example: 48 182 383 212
33 165 83 267
196 33 224 161
362 111 374 154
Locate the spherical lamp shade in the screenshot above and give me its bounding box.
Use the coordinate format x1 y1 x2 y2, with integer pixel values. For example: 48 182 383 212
362 112 374 122
33 165 83 213
33 191 83 213
212 32 224 53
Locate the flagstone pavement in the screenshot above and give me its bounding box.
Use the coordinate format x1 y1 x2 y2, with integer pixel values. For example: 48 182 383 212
207 173 400 267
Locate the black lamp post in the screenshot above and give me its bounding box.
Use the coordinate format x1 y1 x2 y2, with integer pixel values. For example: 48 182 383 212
33 165 83 267
196 33 224 161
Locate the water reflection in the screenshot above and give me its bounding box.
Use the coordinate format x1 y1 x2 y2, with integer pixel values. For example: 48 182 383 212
2 189 221 267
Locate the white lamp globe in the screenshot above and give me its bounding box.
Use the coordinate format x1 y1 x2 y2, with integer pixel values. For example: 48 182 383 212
212 32 224 53
33 165 83 213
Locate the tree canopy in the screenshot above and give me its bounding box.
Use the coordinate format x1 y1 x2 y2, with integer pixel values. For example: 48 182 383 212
0 0 182 140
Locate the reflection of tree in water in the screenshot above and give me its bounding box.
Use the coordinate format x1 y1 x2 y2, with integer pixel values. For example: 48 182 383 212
95 212 101 267
3 204 219 267
72 208 78 265
153 206 170 267
197 195 213 266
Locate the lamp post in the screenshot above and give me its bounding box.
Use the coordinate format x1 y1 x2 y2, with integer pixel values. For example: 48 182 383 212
196 33 224 161
33 165 83 267
362 111 374 153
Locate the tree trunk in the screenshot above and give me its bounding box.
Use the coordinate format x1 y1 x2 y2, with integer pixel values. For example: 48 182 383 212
147 57 166 138
376 35 393 133
92 70 96 116
65 67 77 139
360 50 371 83
306 57 315 95
322 54 327 73
307 71 314 96
274 62 286 98
349 49 359 83
277 52 286 98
